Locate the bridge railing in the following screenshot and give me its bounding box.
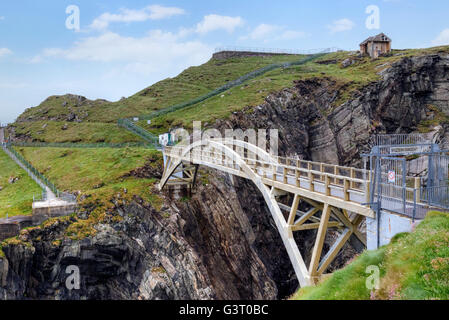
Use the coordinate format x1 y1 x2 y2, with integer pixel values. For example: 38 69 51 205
373 133 431 146
165 145 371 200
420 185 449 209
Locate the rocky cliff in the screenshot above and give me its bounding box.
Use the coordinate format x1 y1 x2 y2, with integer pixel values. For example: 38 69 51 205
1 52 449 300
216 52 449 164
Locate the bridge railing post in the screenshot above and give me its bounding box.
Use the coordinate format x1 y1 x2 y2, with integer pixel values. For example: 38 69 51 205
325 175 331 196
344 179 350 201
334 165 338 184
365 180 370 204
350 168 355 189
283 167 288 184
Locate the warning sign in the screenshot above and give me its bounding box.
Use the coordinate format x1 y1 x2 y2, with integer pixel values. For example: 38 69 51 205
388 170 396 183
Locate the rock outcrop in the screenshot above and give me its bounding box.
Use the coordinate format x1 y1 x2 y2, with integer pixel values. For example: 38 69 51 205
216 53 449 165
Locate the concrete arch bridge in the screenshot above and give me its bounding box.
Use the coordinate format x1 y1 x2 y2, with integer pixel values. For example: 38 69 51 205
160 139 375 287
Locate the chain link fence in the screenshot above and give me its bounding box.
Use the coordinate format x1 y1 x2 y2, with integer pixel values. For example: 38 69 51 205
2 142 76 203
134 53 326 122
214 46 341 55
117 119 160 147
10 141 156 149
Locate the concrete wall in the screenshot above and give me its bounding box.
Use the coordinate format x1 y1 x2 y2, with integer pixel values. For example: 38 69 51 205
0 204 76 241
366 210 419 250
32 204 77 225
0 223 20 241
0 216 33 241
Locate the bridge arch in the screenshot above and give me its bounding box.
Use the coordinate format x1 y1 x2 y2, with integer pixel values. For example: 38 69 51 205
160 139 313 286
160 139 369 287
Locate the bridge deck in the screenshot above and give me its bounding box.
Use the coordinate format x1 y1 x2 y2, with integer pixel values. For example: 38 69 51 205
163 146 374 217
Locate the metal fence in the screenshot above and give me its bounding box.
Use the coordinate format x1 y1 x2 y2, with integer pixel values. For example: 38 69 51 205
373 133 431 146
10 141 156 149
420 185 449 209
117 119 160 146
4 143 58 194
214 46 341 55
119 53 328 144
3 142 76 203
135 54 326 122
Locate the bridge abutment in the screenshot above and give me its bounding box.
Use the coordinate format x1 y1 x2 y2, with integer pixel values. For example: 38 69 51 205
366 210 420 250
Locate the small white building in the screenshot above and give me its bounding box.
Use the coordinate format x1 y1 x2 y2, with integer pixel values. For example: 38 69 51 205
159 132 175 146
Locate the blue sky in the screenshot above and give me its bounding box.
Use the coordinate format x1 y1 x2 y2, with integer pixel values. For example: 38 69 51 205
1 0 449 123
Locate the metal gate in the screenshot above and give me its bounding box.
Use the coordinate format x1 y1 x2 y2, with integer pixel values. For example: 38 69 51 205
424 153 449 208
375 157 413 215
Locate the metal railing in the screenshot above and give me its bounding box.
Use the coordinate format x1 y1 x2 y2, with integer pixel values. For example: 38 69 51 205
134 54 326 122
2 142 77 203
373 134 431 146
117 119 160 147
165 144 371 202
420 185 449 209
119 53 329 144
10 141 156 149
214 46 341 55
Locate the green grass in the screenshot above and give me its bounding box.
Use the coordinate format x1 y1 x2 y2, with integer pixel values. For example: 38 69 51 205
12 46 449 141
142 46 449 132
10 121 143 143
85 54 305 122
0 149 42 218
13 146 165 240
292 211 449 300
15 147 163 206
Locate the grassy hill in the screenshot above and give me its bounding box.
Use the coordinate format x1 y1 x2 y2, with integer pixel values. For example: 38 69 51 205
10 54 303 143
14 146 163 208
9 46 449 142
0 148 42 218
293 211 449 300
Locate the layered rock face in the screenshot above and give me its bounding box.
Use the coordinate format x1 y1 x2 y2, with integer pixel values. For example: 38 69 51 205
0 173 287 300
2 53 449 300
217 53 449 165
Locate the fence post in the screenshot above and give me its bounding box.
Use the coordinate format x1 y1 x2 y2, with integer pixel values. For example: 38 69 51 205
414 177 421 203
325 175 330 196
413 189 417 223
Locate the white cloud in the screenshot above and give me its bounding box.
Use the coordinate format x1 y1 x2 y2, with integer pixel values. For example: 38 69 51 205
0 48 12 58
90 5 185 30
196 14 244 34
432 29 449 46
279 30 308 40
327 18 355 34
247 24 281 40
34 31 212 75
241 24 307 41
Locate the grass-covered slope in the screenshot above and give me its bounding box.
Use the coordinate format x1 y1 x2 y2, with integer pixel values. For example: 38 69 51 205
14 147 163 208
143 46 449 132
11 46 449 141
0 149 42 218
10 54 303 143
293 211 449 300
11 121 143 144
